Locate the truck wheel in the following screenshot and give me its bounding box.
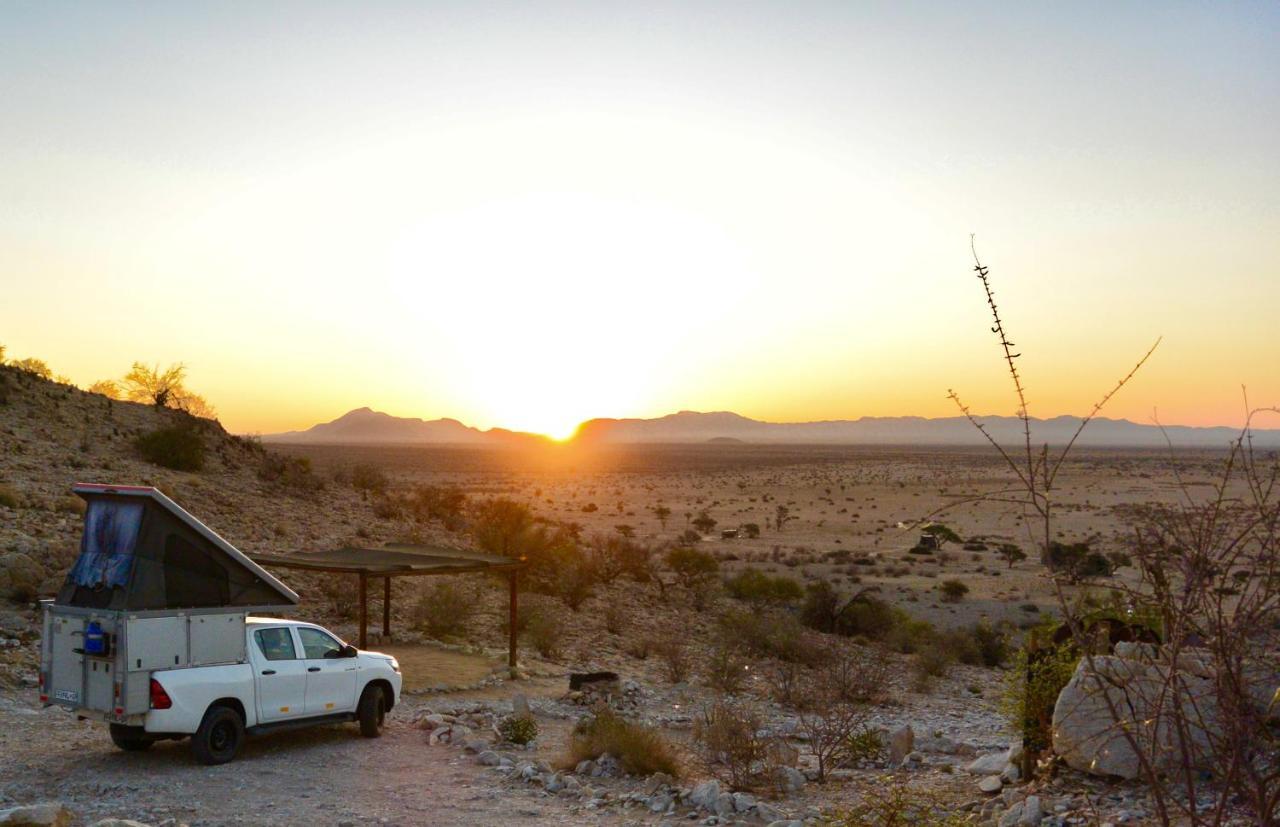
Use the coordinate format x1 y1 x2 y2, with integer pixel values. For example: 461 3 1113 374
357 684 386 737
191 705 244 765
109 723 154 752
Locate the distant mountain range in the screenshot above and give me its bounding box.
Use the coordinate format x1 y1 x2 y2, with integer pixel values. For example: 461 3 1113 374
263 407 1280 448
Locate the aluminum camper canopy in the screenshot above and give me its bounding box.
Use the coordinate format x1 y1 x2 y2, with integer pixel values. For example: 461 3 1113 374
57 483 299 613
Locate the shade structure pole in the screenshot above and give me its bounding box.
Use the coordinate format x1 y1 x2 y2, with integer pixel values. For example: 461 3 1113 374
382 576 391 638
358 572 368 649
507 570 518 671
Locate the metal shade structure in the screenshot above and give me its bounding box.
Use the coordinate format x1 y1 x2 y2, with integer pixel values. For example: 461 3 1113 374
248 544 524 663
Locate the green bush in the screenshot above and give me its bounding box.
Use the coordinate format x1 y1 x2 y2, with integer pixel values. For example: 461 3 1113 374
724 567 803 605
566 709 683 778
844 726 884 763
665 546 719 589
257 453 324 496
135 423 204 471
719 607 826 664
938 622 1011 668
0 484 21 509
411 581 475 639
1001 633 1080 755
939 579 969 602
498 715 538 745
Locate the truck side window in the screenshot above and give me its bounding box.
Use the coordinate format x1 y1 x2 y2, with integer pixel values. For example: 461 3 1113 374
254 627 297 661
297 627 343 659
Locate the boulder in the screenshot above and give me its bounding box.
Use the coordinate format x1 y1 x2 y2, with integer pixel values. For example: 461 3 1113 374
887 724 914 765
689 780 721 810
0 804 74 826
965 748 1012 776
1052 653 1217 780
0 553 44 601
774 765 806 794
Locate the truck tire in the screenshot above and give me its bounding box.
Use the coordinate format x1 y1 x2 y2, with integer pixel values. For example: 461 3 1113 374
357 684 386 738
109 723 154 752
191 705 244 765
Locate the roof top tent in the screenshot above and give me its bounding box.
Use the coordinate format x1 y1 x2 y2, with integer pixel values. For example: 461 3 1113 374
41 485 298 721
57 483 298 613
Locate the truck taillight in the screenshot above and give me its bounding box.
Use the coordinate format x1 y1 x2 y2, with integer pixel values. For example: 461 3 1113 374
149 678 172 710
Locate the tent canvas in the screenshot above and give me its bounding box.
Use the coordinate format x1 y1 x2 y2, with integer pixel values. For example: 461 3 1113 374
57 484 298 612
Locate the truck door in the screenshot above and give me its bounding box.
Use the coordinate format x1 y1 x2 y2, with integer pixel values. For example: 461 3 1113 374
296 627 358 716
250 627 308 722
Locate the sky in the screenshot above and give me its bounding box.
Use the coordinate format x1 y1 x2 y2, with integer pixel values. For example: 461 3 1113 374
1 2 1277 438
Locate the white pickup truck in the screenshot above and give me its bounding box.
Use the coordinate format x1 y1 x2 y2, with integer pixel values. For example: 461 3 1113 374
103 617 401 764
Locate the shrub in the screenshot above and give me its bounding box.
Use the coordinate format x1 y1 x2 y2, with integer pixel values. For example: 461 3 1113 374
720 607 826 664
135 423 205 471
911 641 953 691
939 579 969 602
844 726 884 763
566 709 682 778
258 453 324 496
603 603 627 636
703 639 749 695
498 715 538 745
946 621 1010 668
651 631 692 683
693 701 780 790
0 485 21 509
523 604 565 659
742 523 761 539
411 581 475 639
828 776 970 826
665 546 719 590
724 567 803 605
351 463 389 496
1000 635 1079 756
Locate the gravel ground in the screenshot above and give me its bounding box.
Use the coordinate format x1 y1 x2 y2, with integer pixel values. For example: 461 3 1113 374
0 690 629 827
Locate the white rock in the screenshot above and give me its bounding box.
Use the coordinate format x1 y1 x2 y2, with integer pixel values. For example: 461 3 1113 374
978 775 1003 794
887 724 914 765
690 780 721 810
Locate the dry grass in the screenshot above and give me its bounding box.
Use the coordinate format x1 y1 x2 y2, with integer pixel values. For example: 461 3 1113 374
564 709 683 778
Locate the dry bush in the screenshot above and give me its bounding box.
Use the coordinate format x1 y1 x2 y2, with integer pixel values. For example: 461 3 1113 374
0 484 23 509
692 700 784 791
523 603 565 660
651 630 692 683
830 646 891 704
828 775 970 826
135 421 205 471
703 638 749 695
566 709 682 778
603 603 627 636
794 661 878 781
720 606 827 665
411 580 476 639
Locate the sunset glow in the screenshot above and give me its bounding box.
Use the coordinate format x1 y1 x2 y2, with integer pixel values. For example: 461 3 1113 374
1 3 1277 436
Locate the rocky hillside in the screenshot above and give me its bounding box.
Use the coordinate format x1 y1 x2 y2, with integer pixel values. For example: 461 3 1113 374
0 364 440 608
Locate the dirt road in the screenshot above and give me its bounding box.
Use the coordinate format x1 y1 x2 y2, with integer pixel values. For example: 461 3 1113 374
0 691 622 826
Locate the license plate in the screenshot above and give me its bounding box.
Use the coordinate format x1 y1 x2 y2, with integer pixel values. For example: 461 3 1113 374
53 689 78 703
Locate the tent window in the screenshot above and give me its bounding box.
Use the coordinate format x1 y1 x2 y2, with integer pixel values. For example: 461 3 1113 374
163 534 230 607
68 501 143 589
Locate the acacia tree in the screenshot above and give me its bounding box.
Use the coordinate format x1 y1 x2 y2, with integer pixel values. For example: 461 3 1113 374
652 505 672 529
122 362 216 418
88 379 123 399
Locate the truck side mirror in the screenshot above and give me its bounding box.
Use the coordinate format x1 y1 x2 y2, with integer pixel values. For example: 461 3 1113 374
342 644 358 658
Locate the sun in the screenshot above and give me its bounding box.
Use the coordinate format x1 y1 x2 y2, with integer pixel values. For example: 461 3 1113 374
382 191 757 439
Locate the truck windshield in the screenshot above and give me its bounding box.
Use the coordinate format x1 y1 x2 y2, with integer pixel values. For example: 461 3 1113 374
68 500 144 589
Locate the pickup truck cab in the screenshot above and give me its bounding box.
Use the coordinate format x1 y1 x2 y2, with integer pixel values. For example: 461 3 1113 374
108 617 402 764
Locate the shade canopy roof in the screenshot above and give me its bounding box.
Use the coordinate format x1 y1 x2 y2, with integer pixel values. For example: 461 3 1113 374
246 544 522 576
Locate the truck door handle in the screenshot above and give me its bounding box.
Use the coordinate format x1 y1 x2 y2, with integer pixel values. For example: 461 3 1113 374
308 667 321 672
261 670 276 675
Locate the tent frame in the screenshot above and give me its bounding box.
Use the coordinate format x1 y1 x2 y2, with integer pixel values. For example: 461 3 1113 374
248 546 524 667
